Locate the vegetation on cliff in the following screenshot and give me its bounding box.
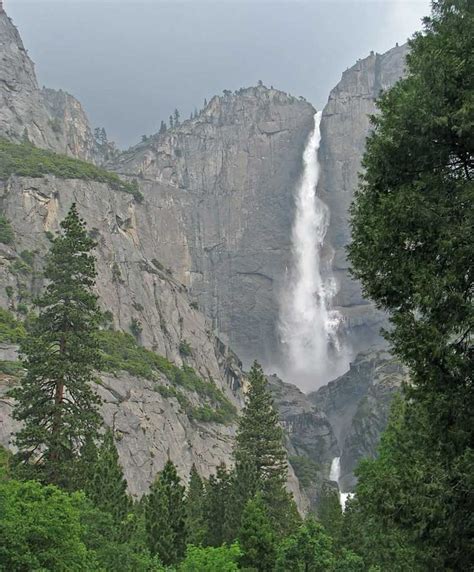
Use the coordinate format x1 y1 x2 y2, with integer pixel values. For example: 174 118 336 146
0 138 143 201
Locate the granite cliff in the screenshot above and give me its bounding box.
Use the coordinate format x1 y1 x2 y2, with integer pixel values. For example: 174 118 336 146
111 87 315 368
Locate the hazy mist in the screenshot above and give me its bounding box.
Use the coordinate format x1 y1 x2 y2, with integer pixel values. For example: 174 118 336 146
9 1 430 147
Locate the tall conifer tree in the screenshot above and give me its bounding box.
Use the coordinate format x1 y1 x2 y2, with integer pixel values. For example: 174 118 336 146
185 464 207 546
84 429 130 526
145 459 186 565
234 361 298 535
11 204 102 487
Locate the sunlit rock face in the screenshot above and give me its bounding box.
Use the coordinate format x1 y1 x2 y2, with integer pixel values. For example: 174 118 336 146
319 44 409 354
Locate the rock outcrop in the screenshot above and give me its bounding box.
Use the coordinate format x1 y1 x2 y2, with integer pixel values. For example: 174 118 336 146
269 373 338 511
310 350 407 492
319 44 409 353
111 87 315 368
0 10 108 163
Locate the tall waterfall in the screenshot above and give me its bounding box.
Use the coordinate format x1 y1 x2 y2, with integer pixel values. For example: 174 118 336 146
279 111 349 391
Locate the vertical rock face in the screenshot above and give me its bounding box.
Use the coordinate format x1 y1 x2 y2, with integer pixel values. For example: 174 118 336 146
0 10 106 162
112 87 315 367
310 350 407 492
319 45 409 353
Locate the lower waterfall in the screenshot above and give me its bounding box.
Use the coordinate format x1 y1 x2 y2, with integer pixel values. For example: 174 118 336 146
330 456 351 511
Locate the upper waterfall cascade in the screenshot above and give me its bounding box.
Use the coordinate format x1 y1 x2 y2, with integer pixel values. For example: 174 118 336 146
279 111 350 391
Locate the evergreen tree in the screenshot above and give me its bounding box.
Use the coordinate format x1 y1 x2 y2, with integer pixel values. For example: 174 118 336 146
159 120 167 134
83 429 131 527
169 115 174 129
145 459 186 565
203 463 233 546
11 204 102 487
234 361 297 535
318 482 343 541
185 464 207 546
347 1 473 568
173 108 180 125
238 494 276 572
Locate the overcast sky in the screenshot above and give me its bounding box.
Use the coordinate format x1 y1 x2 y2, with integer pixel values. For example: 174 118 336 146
8 1 430 147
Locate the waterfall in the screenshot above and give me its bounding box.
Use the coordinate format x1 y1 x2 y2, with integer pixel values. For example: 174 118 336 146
330 456 351 511
279 111 349 391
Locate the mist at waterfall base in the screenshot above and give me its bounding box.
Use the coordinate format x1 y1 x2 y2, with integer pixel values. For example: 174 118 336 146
278 112 351 393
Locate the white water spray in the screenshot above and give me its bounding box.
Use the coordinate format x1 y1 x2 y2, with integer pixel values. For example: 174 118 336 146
330 456 352 511
279 111 349 390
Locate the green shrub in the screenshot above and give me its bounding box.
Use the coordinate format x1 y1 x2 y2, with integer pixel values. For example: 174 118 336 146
0 215 14 244
0 308 26 343
0 138 143 201
19 250 35 266
0 360 23 377
130 318 142 338
179 340 192 357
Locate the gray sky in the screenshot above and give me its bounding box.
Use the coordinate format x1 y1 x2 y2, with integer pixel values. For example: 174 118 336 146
8 1 430 147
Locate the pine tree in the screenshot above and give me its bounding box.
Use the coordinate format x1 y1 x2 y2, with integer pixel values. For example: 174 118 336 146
185 464 207 546
169 115 174 129
234 361 297 535
173 108 180 126
203 462 232 546
145 459 186 565
238 494 276 572
159 120 167 134
84 429 131 526
318 482 343 541
11 204 102 487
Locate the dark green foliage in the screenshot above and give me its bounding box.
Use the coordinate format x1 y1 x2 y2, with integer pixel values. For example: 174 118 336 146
179 543 241 571
0 215 14 244
0 445 12 480
0 479 96 571
342 397 470 571
234 361 298 536
318 483 343 541
0 138 143 201
179 339 192 357
185 464 207 546
290 455 321 489
0 360 23 378
0 308 25 343
275 518 335 572
11 204 102 487
203 463 233 547
347 2 474 569
145 459 187 565
99 329 236 423
238 494 276 572
130 317 142 338
82 430 131 527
